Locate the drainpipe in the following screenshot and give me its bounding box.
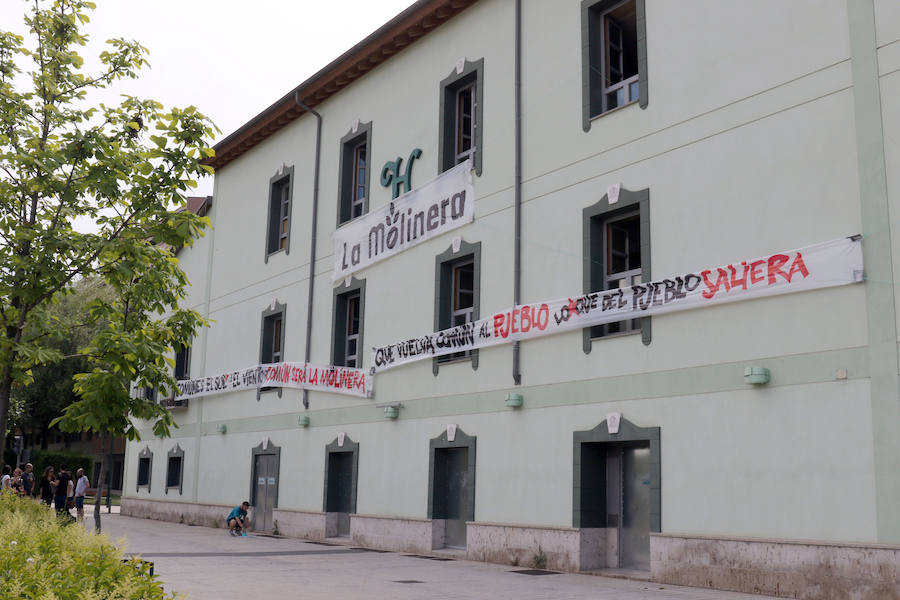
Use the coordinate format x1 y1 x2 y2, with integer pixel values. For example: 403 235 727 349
512 0 522 385
295 91 322 410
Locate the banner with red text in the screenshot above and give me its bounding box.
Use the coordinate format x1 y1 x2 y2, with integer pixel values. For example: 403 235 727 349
370 236 864 373
174 361 372 400
332 160 474 281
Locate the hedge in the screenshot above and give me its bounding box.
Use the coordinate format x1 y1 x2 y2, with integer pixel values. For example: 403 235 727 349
3 449 93 482
0 493 178 598
27 449 94 484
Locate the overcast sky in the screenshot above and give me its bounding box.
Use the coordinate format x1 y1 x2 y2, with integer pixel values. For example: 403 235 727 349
2 0 417 196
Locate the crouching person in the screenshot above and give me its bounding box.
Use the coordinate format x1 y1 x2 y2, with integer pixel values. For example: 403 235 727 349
226 501 251 536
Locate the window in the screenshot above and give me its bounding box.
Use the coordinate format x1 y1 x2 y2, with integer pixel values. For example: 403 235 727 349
166 445 184 495
265 166 294 260
583 187 650 352
174 343 191 380
260 303 285 365
337 122 371 225
332 279 365 368
439 59 483 175
434 241 481 374
136 447 152 492
582 0 648 131
142 387 157 403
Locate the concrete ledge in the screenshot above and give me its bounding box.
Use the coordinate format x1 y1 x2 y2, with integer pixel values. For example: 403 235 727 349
121 497 233 529
466 522 607 572
651 533 900 599
271 508 328 540
350 514 435 554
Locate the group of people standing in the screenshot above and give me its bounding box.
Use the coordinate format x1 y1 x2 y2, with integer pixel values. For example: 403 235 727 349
1 463 91 522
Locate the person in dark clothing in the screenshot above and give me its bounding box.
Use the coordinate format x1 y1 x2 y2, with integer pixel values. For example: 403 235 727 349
21 463 34 497
38 466 57 505
54 465 73 518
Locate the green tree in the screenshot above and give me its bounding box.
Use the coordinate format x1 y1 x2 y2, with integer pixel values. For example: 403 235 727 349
0 1 214 453
10 276 112 449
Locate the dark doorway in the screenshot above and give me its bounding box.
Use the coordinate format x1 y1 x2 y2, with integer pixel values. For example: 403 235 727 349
323 435 359 538
433 447 469 548
574 418 659 572
580 441 650 570
429 427 476 550
326 452 353 536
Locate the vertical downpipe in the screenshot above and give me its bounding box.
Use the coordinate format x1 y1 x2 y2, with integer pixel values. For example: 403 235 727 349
295 92 322 410
512 0 523 385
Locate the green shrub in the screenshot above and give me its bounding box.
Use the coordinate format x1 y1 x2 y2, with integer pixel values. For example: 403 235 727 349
0 493 179 599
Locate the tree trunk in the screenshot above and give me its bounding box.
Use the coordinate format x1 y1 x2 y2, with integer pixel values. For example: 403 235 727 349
93 432 107 533
0 371 11 452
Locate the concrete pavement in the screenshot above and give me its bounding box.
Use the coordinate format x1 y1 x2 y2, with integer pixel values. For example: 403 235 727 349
87 514 779 600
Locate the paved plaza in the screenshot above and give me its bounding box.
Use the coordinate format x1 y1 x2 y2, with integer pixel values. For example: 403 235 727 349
86 513 779 600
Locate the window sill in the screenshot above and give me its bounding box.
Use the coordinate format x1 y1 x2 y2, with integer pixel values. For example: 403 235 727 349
588 98 639 124
264 248 286 262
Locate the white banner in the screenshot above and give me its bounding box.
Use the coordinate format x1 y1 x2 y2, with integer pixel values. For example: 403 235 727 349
332 160 474 281
371 236 864 373
174 361 372 400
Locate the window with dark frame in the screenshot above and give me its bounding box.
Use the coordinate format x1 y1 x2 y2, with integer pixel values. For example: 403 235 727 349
334 291 362 367
136 446 152 491
332 280 365 369
454 83 475 166
174 344 191 380
166 456 182 489
583 0 647 130
439 59 483 175
265 167 293 259
583 187 650 350
261 312 283 364
142 386 157 403
351 144 366 220
344 292 360 368
434 241 480 372
445 259 474 361
595 211 641 337
137 458 150 486
338 123 371 225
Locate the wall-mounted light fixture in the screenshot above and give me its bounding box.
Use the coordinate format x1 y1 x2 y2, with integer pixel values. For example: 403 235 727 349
504 393 524 408
297 415 310 427
215 424 227 434
744 366 770 385
376 402 402 419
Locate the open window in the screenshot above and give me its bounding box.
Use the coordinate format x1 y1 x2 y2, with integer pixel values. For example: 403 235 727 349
332 279 365 368
583 187 650 351
434 240 481 374
439 59 483 175
265 166 294 260
337 122 372 225
582 0 648 130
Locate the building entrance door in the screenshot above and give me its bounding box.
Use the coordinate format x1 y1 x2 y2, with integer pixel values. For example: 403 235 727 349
253 453 278 532
580 441 651 570
433 447 469 549
325 451 353 536
618 442 651 570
